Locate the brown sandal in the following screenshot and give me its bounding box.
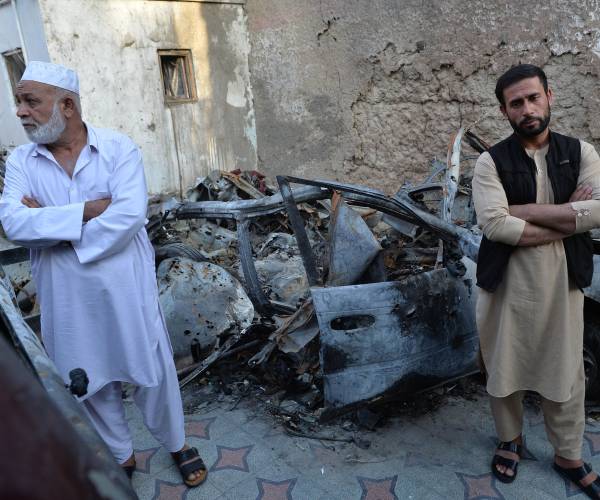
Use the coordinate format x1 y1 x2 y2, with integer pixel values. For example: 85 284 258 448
171 447 207 487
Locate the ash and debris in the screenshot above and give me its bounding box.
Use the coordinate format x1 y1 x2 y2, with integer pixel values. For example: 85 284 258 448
178 368 488 448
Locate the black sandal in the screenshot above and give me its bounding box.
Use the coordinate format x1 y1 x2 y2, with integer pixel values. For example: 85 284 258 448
553 462 600 499
171 446 207 488
491 440 522 483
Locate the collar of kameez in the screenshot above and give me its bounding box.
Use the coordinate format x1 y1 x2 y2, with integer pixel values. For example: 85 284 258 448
86 124 99 152
32 143 52 160
31 123 98 158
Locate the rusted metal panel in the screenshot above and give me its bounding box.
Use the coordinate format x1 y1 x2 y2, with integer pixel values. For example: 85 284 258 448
312 263 478 409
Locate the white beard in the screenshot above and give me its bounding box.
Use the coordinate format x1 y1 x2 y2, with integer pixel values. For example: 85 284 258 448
23 101 66 145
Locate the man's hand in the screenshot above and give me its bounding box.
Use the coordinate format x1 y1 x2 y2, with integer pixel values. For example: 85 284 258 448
21 196 42 208
83 198 111 222
570 184 593 202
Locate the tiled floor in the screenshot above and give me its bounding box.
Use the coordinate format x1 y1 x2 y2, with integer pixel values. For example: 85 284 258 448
126 390 600 499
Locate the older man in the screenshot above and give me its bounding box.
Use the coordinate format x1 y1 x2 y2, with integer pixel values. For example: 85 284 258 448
0 61 206 487
473 64 600 497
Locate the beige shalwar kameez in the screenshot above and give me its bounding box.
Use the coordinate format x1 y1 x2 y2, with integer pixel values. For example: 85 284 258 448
472 139 600 458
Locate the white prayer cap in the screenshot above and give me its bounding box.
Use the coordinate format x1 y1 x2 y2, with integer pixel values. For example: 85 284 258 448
20 61 79 94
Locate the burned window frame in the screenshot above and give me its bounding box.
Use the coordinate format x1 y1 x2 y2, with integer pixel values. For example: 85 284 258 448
2 48 26 104
158 49 197 105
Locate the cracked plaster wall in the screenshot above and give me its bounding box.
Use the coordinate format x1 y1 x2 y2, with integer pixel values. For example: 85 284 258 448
246 0 600 193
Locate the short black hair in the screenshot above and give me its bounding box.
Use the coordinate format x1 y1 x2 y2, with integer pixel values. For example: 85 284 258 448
495 64 548 105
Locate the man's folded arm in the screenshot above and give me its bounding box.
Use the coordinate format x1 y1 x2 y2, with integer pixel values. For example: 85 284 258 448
0 157 84 248
508 142 600 235
72 139 148 264
509 203 577 234
515 222 569 246
473 152 526 245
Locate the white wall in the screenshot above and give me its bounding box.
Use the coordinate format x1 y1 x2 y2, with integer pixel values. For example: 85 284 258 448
36 0 257 195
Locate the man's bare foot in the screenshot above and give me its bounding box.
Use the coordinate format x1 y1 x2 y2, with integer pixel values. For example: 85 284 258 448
493 435 522 479
171 444 207 487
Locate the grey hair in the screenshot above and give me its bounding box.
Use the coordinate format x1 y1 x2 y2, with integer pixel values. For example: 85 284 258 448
55 88 82 116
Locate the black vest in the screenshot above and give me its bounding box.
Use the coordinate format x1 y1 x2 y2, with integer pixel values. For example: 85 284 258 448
476 131 593 292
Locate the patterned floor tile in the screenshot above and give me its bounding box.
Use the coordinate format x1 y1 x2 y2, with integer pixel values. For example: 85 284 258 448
135 447 161 474
255 478 297 500
150 480 190 500
230 457 328 500
134 463 223 500
211 445 254 473
185 417 216 441
456 472 505 500
357 475 398 500
206 445 259 493
128 390 599 500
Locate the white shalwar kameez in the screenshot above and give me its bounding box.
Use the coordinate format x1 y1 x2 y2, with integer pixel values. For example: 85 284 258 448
0 125 185 462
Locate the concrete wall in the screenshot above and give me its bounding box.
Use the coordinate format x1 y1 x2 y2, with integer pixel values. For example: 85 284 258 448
36 0 256 194
246 0 600 193
0 0 49 149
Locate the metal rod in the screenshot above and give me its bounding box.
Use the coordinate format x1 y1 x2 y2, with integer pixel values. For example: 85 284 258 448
276 176 320 287
236 218 271 314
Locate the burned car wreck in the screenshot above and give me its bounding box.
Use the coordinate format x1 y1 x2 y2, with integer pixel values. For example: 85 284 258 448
275 175 480 414
144 130 483 420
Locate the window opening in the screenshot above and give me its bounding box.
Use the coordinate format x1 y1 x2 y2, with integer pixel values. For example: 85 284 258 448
3 48 25 102
158 49 197 104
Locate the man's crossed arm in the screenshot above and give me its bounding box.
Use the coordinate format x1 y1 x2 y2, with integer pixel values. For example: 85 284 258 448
508 185 592 246
21 196 111 222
